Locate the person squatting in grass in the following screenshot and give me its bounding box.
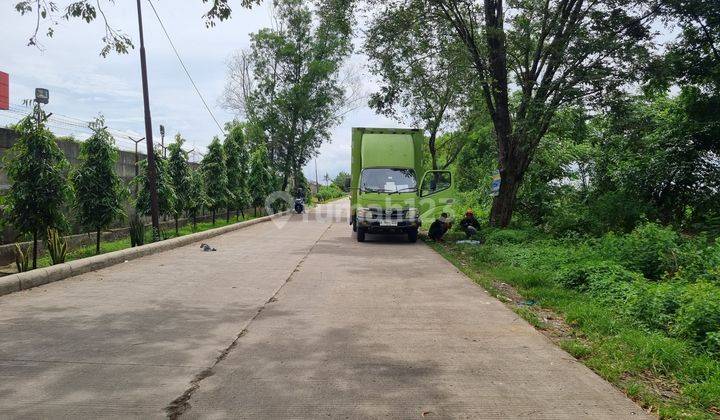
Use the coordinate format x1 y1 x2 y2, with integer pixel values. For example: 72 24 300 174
459 209 481 239
429 212 452 242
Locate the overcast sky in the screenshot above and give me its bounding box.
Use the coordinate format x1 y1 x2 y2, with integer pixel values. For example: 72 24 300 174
0 1 395 181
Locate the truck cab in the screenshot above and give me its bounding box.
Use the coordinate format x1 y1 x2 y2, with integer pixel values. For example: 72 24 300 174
349 128 455 242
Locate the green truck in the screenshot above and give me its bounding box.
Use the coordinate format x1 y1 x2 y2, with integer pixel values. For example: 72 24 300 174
349 127 455 242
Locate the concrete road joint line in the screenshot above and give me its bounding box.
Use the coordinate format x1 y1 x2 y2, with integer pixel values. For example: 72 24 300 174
164 222 332 419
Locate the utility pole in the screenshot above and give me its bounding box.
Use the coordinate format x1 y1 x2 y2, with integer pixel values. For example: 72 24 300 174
136 0 161 241
314 158 319 196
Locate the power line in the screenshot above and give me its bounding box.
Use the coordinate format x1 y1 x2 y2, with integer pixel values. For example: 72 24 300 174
145 0 226 137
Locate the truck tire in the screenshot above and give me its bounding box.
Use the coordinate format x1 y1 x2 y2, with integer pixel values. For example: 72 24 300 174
357 227 366 242
407 229 418 243
352 218 357 232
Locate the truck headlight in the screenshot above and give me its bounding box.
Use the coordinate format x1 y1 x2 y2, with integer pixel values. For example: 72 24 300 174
406 208 419 219
357 207 372 219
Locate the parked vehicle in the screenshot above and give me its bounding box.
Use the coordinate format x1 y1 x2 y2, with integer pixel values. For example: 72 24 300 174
349 127 455 242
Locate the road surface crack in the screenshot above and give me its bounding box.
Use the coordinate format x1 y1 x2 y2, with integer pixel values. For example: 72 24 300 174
164 223 332 419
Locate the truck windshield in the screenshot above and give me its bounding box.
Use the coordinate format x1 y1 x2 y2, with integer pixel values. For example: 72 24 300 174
361 168 417 193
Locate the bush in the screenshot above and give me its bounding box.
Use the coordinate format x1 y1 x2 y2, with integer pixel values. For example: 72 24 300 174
483 228 534 245
316 184 345 202
552 260 640 292
626 282 683 332
672 282 720 345
598 222 681 280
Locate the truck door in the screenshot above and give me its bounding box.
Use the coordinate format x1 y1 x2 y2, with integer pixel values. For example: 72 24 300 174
418 170 455 223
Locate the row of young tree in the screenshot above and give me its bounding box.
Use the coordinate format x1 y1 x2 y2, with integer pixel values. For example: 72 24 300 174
3 110 277 270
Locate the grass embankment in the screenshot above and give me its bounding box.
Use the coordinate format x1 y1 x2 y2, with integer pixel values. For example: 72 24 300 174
34 214 259 270
427 223 720 418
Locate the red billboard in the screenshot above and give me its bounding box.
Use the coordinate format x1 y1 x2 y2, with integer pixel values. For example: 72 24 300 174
0 72 8 110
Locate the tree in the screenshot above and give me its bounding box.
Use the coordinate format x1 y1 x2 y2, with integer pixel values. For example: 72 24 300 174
332 171 351 191
247 143 273 216
167 134 192 235
71 116 125 254
224 0 357 190
367 0 655 226
134 148 176 226
185 168 208 230
323 173 331 186
201 136 229 224
364 4 471 170
4 107 71 268
224 123 250 221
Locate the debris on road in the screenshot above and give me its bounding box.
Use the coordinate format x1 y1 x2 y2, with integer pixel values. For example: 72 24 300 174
200 243 217 252
456 240 482 245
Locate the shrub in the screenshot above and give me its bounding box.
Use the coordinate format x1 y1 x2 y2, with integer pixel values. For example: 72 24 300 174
483 228 534 245
316 184 345 201
598 222 681 280
46 228 67 265
626 282 683 332
552 260 640 292
672 282 720 346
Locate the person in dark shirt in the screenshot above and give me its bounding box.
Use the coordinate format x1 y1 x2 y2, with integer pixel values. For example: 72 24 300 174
428 212 452 242
459 209 481 239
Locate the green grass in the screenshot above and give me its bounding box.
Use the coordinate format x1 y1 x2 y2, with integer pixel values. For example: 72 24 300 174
427 237 720 418
33 214 261 270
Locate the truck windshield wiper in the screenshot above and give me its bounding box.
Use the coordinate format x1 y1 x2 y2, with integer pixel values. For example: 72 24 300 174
389 187 417 195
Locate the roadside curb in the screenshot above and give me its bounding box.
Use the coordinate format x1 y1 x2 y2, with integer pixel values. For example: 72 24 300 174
0 211 291 298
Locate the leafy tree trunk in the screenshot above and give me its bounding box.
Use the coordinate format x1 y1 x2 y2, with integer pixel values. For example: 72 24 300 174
236 209 240 221
212 209 216 225
226 208 230 223
174 216 179 236
95 228 101 255
192 214 197 230
32 229 38 269
490 167 522 227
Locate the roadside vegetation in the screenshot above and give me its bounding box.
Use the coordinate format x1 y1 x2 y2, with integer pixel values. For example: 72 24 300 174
429 224 720 417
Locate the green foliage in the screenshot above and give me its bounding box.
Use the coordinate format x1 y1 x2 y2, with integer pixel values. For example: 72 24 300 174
332 171 350 192
247 142 273 210
167 134 192 224
316 184 345 201
134 150 176 219
201 137 229 217
673 282 720 346
4 108 71 268
223 123 250 214
129 213 145 247
71 117 125 251
597 223 681 280
234 0 354 189
14 243 30 273
46 228 67 265
185 169 208 227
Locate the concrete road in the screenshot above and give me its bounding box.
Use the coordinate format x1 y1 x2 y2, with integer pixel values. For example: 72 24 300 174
0 199 647 419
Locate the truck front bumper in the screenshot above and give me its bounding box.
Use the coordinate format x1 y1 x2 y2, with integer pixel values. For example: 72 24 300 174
356 217 420 233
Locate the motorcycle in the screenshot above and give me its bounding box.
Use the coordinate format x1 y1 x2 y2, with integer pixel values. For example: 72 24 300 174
294 197 304 214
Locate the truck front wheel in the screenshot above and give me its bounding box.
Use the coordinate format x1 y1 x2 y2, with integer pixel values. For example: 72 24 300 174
357 227 366 242
407 229 418 243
